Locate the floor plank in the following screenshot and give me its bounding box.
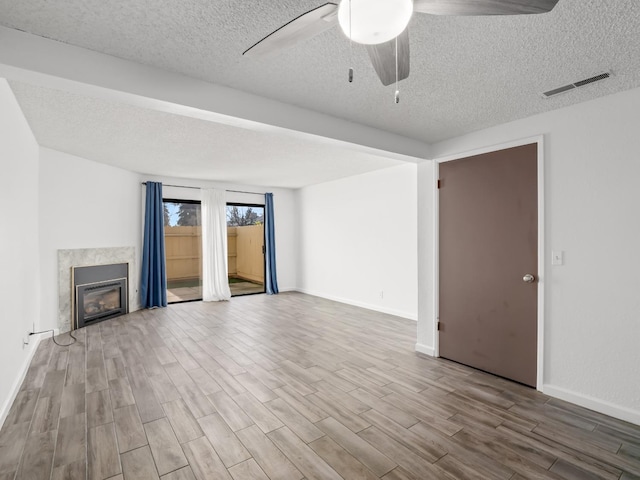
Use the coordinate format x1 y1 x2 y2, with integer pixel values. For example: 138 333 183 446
59 383 86 418
53 412 86 470
4 389 39 427
51 460 86 480
197 413 251 467
361 409 447 463
29 395 61 435
359 426 457 480
227 458 270 480
161 466 197 480
182 434 232 480
162 398 204 444
87 389 114 428
176 383 217 419
207 390 254 432
15 430 56 480
265 397 324 443
113 405 148 454
88 422 121 480
236 425 304 480
267 426 343 480
144 417 189 475
232 392 284 433
316 416 396 476
126 365 165 424
121 445 159 480
309 434 380 480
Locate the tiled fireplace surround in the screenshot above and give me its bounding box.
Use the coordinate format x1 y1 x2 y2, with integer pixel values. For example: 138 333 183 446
57 247 139 333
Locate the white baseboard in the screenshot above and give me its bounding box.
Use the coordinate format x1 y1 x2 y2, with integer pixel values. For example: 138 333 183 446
415 343 435 357
295 288 417 321
0 333 43 430
277 287 297 293
543 384 640 426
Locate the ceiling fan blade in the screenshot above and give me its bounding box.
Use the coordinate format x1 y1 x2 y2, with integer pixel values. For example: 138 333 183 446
366 29 410 87
413 0 560 16
243 3 338 57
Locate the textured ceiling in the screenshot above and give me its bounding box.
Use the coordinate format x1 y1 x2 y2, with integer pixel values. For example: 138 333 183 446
1 0 638 145
1 0 639 187
9 81 403 188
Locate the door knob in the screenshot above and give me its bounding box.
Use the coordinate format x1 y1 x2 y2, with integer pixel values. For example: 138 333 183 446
523 274 536 283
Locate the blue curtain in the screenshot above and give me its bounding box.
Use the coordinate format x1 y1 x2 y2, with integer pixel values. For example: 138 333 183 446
265 193 279 295
141 182 167 308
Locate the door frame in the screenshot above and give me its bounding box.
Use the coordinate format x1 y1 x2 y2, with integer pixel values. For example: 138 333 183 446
431 135 545 390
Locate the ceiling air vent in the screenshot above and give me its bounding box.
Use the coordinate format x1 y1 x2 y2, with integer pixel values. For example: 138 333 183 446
542 72 611 98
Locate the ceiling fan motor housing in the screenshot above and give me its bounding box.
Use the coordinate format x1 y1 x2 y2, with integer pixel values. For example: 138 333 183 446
337 0 413 45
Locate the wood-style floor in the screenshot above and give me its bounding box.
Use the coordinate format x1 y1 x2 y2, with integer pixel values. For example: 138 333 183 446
1 292 639 480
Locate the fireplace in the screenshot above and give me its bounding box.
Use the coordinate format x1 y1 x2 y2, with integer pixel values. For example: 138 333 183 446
72 263 128 329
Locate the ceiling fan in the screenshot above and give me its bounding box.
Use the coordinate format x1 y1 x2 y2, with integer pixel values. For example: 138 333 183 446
243 0 560 97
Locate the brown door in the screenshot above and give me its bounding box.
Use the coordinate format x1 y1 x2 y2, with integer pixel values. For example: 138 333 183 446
438 143 538 387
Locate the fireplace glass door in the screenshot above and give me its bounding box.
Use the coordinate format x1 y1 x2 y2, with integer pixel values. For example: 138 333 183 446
83 284 121 320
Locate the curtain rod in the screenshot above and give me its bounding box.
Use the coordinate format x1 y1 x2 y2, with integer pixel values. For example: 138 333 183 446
141 182 265 196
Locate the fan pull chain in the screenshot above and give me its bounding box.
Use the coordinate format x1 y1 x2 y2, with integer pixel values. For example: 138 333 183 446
348 0 354 83
394 36 400 104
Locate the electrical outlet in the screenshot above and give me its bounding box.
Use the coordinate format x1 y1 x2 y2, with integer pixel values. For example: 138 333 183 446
379 290 384 299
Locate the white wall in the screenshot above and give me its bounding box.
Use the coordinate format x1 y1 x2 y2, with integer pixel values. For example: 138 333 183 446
38 148 142 331
297 164 418 320
144 176 298 292
0 79 40 426
419 86 640 424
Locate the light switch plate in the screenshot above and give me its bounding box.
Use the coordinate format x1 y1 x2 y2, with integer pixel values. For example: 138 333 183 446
552 250 564 266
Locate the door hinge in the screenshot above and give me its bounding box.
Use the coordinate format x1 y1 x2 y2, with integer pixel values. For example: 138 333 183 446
437 179 441 189
262 245 266 254
437 322 441 331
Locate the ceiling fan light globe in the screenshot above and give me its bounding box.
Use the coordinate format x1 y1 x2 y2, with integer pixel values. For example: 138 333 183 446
338 0 413 45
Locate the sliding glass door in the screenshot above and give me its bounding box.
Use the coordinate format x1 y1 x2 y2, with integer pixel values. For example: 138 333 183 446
163 199 265 301
226 203 265 296
163 199 203 303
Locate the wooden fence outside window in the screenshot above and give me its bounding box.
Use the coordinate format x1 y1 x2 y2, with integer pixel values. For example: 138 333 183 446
164 225 264 284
